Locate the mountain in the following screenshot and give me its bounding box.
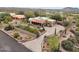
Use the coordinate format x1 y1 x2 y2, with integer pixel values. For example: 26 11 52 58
62 7 79 13
0 7 79 13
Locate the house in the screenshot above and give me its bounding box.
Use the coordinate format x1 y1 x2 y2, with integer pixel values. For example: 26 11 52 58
10 13 25 26
11 15 25 20
29 17 56 26
29 18 46 25
10 13 25 20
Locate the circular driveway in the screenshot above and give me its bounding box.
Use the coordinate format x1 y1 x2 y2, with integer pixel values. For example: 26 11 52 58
23 24 65 52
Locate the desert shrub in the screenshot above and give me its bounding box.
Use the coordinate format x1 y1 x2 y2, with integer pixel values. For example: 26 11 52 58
4 25 14 31
61 40 74 51
47 36 59 51
63 21 69 27
13 32 20 38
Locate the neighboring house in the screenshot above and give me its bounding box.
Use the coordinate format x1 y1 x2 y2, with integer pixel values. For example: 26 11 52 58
10 13 25 20
10 13 25 26
12 15 25 20
10 13 16 16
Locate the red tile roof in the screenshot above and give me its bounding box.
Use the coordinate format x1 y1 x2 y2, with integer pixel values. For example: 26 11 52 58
32 19 46 24
12 15 25 19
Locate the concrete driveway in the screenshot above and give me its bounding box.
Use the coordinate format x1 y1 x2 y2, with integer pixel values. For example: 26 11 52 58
23 24 65 52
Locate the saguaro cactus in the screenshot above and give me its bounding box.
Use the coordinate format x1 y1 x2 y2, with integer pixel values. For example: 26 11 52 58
55 28 57 35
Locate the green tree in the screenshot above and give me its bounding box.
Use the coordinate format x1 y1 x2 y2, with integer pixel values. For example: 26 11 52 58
76 19 79 27
3 16 12 24
61 40 74 51
34 10 46 17
0 13 10 21
63 21 70 27
76 36 79 44
17 11 24 15
50 14 63 21
34 11 40 17
68 38 78 45
25 11 35 19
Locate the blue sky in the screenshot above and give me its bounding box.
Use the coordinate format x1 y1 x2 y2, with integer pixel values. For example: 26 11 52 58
0 0 79 9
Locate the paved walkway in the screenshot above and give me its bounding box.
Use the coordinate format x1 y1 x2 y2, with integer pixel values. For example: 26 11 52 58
23 24 65 52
